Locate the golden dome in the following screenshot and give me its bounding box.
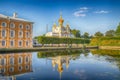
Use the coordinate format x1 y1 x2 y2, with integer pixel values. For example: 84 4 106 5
58 15 64 25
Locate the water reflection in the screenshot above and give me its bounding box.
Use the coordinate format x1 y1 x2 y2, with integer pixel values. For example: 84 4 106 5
0 49 120 80
0 53 32 80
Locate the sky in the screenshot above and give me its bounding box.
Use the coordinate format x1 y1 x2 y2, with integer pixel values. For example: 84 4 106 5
0 0 120 37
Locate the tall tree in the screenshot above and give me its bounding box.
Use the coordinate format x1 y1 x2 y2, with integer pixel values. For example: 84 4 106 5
83 32 89 38
105 30 115 37
94 31 104 37
115 23 120 36
71 29 81 37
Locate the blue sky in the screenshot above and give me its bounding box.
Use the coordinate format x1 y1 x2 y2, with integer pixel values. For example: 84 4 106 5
0 0 120 37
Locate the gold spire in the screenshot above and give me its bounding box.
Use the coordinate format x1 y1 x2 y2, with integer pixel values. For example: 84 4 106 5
58 12 64 26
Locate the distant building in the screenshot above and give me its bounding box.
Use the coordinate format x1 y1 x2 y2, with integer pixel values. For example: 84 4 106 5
46 14 74 37
0 13 33 48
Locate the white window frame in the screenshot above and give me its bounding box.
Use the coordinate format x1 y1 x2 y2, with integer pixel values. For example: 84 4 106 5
18 56 22 64
25 65 29 70
18 40 23 47
1 22 7 27
18 66 22 71
25 56 29 63
26 25 30 30
9 67 14 72
1 40 6 47
18 31 23 38
26 41 29 47
1 58 6 65
10 22 15 28
19 24 23 29
10 30 15 38
26 32 30 38
1 30 6 37
9 57 14 65
10 40 14 47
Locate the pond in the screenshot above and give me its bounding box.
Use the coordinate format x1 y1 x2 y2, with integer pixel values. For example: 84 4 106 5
0 49 120 80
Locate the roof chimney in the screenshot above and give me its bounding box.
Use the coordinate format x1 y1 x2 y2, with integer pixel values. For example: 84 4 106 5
13 12 17 18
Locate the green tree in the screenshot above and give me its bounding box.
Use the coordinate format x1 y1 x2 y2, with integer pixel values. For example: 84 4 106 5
71 29 81 37
115 23 120 36
105 30 115 37
94 31 104 37
83 32 89 38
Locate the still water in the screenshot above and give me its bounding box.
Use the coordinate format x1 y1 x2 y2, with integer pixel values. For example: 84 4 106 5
0 49 120 80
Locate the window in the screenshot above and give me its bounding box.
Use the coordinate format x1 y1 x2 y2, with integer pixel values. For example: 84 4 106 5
25 56 29 63
26 32 30 38
1 30 6 37
18 40 22 47
26 41 29 46
1 58 6 65
25 65 29 70
26 25 30 30
9 67 14 72
2 40 6 47
10 40 14 47
10 57 14 65
19 24 23 29
18 31 23 38
10 23 15 28
1 22 7 27
18 56 22 64
18 66 22 71
10 30 15 38
0 68 6 73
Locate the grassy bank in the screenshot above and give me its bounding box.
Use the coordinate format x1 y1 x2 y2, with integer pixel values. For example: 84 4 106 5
90 37 120 46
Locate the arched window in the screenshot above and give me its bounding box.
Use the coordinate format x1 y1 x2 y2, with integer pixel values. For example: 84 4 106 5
18 40 23 47
18 56 22 64
10 57 14 65
10 30 15 38
1 58 6 65
18 66 22 71
26 25 30 30
1 22 7 27
25 56 29 63
1 30 6 37
19 24 23 29
25 65 29 70
1 40 6 47
9 67 14 72
10 22 15 28
18 31 23 38
10 40 14 47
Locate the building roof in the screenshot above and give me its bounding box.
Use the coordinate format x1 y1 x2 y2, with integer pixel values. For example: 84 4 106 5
0 13 33 23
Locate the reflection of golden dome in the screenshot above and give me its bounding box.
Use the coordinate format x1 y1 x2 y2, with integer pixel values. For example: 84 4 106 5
57 66 63 73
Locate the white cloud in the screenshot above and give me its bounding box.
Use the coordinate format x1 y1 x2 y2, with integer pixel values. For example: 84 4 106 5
94 10 109 14
80 7 88 10
74 11 86 17
74 7 88 17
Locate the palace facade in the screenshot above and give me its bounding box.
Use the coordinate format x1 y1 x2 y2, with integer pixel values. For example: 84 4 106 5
46 15 74 38
0 13 33 48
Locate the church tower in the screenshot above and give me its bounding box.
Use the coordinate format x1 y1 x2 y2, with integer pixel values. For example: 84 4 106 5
58 14 64 27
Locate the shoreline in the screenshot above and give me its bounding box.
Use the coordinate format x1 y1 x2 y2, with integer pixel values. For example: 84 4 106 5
0 46 98 53
99 46 120 50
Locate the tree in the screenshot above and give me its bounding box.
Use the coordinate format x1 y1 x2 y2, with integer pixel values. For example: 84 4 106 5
83 32 89 38
94 31 104 37
105 30 115 37
71 29 81 37
115 23 120 36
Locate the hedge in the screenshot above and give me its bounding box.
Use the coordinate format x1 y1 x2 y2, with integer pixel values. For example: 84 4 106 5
36 36 90 44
